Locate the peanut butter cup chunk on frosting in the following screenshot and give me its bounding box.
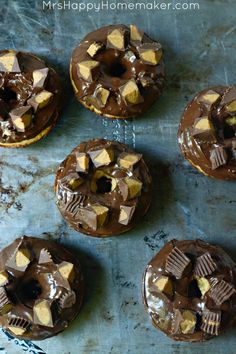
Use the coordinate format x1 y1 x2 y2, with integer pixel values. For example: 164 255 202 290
178 86 236 179
55 138 152 237
0 236 84 340
0 50 62 148
142 239 236 342
70 24 164 119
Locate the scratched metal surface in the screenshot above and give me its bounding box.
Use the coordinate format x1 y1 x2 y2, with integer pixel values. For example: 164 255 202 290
0 0 236 353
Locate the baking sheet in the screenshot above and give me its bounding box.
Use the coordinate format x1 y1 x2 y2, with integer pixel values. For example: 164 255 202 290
1 0 236 353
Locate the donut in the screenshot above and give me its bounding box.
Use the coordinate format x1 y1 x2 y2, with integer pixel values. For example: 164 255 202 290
55 139 152 237
0 236 84 340
142 239 236 342
70 25 164 119
178 86 236 179
0 50 62 148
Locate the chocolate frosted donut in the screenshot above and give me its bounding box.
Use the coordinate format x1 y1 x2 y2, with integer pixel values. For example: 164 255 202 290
0 50 62 147
70 25 164 119
55 139 152 237
143 239 236 342
178 86 236 179
0 236 84 340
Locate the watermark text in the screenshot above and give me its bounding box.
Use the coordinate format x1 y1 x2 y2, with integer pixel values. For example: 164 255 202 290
42 1 200 12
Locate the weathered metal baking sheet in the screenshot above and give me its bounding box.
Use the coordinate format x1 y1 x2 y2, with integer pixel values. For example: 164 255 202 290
0 0 236 353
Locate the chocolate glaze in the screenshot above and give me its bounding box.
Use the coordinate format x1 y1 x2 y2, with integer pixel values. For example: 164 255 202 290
0 50 62 146
178 86 236 179
0 236 84 340
142 239 236 342
55 139 152 237
70 25 165 118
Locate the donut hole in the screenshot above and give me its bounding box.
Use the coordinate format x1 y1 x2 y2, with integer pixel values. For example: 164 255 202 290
96 176 112 193
195 313 202 331
102 58 127 78
25 279 42 299
91 170 117 194
18 278 42 304
223 124 236 139
0 87 17 103
187 279 201 298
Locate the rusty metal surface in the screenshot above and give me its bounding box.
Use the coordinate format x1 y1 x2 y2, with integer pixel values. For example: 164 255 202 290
1 0 236 353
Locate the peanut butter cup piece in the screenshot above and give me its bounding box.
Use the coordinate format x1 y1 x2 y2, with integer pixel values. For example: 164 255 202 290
8 317 31 336
77 60 100 82
0 52 21 72
58 261 75 283
87 42 104 58
171 309 183 335
118 152 142 170
138 43 163 65
38 248 53 264
165 247 191 279
118 177 143 201
27 90 54 112
76 152 90 173
0 287 12 315
60 173 84 191
107 28 126 50
88 147 114 167
154 276 173 296
192 117 216 143
9 106 33 132
33 299 56 328
195 276 211 296
6 243 32 273
32 68 49 88
194 252 217 277
0 271 9 287
201 310 221 336
210 146 228 170
180 311 196 334
130 24 143 44
59 291 76 309
118 205 136 225
85 85 111 110
197 90 220 107
119 80 143 106
58 192 86 216
81 204 109 231
209 280 236 305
